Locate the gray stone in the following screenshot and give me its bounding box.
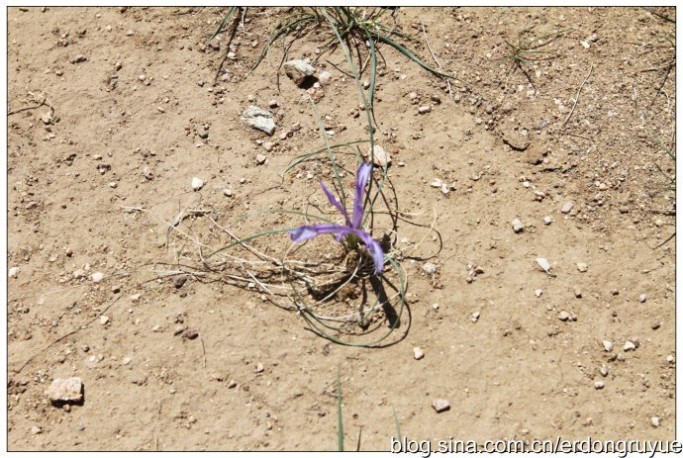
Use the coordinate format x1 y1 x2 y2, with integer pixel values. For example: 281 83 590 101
283 59 315 87
432 399 450 413
45 377 83 403
241 106 276 136
561 202 574 214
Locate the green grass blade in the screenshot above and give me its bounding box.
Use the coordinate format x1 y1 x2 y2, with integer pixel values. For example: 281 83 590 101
208 7 238 42
337 366 344 451
392 405 402 439
376 32 458 81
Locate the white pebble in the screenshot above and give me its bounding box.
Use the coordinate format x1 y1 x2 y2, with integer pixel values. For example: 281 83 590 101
9 267 19 278
651 416 660 427
432 399 450 413
422 262 437 275
667 355 674 364
576 262 588 272
191 177 204 191
535 257 551 273
558 311 570 321
100 315 110 325
318 70 331 85
413 347 425 360
90 272 104 282
418 105 432 114
512 218 524 233
639 294 647 303
594 381 605 390
534 289 543 298
543 216 552 225
624 341 636 352
223 189 234 197
561 202 574 214
603 340 614 352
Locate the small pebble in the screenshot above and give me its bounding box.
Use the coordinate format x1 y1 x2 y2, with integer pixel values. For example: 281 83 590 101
368 144 391 168
422 262 437 275
536 257 551 273
576 262 588 272
413 347 424 360
594 381 605 390
599 364 608 377
543 216 552 225
470 311 480 323
31 426 42 435
603 340 614 352
90 272 104 283
573 286 582 298
561 202 574 214
256 154 267 165
71 54 87 64
100 315 110 325
666 355 674 364
639 294 647 303
143 167 153 180
182 328 199 340
558 311 570 322
223 189 234 197
255 362 265 373
45 377 83 403
534 289 543 298
191 177 204 191
651 416 661 428
268 99 278 108
623 341 637 352
418 105 432 114
122 357 132 365
512 218 524 233
108 181 118 188
9 267 19 278
228 380 238 389
318 70 331 85
432 399 450 413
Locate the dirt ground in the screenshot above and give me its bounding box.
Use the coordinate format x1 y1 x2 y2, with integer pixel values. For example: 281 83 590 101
7 6 676 451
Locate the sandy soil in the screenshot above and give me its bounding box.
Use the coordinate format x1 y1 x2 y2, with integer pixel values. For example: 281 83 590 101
7 6 676 451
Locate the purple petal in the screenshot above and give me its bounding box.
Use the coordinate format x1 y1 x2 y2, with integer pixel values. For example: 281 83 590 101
320 181 351 226
352 229 385 275
352 162 373 229
290 224 352 243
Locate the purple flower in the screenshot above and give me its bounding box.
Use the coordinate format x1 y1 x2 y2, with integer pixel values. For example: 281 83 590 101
290 162 384 275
